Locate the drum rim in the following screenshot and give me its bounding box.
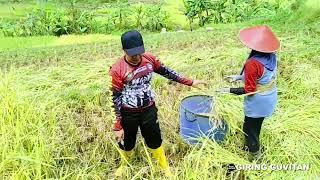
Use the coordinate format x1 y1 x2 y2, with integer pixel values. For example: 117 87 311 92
180 95 214 118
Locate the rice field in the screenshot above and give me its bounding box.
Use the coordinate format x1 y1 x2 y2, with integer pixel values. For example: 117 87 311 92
0 20 320 179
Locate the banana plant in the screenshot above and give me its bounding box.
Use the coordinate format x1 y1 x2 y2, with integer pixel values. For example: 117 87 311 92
184 0 214 30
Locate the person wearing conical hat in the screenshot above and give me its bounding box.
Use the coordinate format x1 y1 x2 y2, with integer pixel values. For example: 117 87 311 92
109 30 207 177
217 26 280 161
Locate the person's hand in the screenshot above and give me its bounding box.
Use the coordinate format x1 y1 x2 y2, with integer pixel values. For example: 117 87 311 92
215 87 231 93
192 80 208 88
114 129 124 144
224 75 242 83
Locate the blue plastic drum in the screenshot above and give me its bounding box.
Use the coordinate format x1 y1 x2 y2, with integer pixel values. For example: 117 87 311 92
179 95 228 145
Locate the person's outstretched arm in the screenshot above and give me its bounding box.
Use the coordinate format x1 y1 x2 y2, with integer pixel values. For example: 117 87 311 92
218 60 264 95
155 64 194 86
145 53 207 88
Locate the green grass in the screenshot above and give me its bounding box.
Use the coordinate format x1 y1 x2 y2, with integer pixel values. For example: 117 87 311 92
0 20 320 179
0 36 56 51
0 2 35 19
0 34 118 51
290 0 320 23
163 0 189 30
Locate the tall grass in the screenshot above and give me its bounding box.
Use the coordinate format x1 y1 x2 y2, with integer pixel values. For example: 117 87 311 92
301 0 320 21
0 22 320 179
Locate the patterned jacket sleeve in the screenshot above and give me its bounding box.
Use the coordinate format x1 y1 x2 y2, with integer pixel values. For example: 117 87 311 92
109 66 124 131
145 53 193 86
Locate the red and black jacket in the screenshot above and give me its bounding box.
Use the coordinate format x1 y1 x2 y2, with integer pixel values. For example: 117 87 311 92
109 52 193 130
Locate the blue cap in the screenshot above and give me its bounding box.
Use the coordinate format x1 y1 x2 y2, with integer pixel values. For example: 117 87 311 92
121 30 145 56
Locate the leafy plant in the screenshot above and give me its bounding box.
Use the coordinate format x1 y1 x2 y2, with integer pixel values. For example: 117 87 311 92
184 0 214 30
134 4 144 29
144 5 168 31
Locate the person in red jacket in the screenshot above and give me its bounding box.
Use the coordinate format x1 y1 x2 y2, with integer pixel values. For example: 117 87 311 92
109 30 206 177
217 26 280 162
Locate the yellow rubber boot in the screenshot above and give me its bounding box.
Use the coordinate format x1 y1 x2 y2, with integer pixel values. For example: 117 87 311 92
115 150 133 177
150 145 173 177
